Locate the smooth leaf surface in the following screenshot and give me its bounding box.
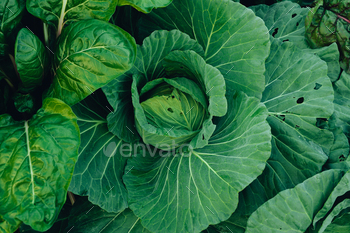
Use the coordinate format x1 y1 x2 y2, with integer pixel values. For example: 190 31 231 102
0 98 80 232
246 170 345 233
317 199 350 233
47 19 136 106
124 91 271 233
102 30 204 143
145 0 270 98
27 0 118 36
15 28 48 93
69 91 129 213
117 0 172 13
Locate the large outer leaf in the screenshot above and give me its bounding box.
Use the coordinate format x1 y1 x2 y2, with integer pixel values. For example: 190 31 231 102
144 0 270 98
245 170 344 233
250 1 309 48
26 0 118 36
69 91 129 213
15 28 48 93
0 98 80 232
124 91 271 233
46 19 136 106
64 197 150 233
117 0 172 13
102 30 204 143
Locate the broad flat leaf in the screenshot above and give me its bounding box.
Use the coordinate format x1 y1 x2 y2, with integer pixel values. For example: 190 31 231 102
0 0 25 55
124 91 271 233
69 91 129 213
302 43 340 82
0 98 80 232
145 0 270 98
322 211 350 233
26 0 119 36
64 197 150 233
305 0 350 73
117 0 172 13
312 170 350 227
102 29 204 143
46 19 136 106
15 28 48 93
245 170 345 233
250 1 309 48
262 37 334 118
332 71 350 141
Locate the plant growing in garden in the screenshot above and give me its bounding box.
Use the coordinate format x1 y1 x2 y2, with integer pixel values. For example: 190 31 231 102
1 0 350 233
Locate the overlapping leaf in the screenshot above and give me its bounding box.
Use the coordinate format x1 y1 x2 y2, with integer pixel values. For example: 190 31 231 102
0 98 80 232
69 91 129 213
27 0 118 36
46 19 136 106
246 169 345 233
144 0 270 98
117 0 172 13
124 91 271 233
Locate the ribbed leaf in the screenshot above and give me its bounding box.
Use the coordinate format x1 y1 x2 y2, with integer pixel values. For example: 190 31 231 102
117 0 172 13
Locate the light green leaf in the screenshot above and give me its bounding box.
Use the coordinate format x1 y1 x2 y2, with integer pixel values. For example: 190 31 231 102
246 170 345 233
46 19 136 106
69 91 129 213
102 30 204 143
117 0 172 13
26 0 119 36
250 1 309 48
322 211 350 233
302 43 340 82
0 98 80 231
145 0 270 98
317 199 350 233
332 71 350 141
64 197 150 233
313 170 350 227
124 91 271 233
15 28 48 93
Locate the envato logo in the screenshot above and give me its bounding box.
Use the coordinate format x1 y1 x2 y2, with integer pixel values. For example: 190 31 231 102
103 140 193 158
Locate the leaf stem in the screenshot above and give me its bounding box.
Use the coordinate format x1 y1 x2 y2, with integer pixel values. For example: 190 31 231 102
57 0 68 38
43 22 49 46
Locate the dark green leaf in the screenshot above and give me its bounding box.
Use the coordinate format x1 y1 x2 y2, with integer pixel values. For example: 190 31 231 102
13 92 35 114
116 0 172 13
0 98 80 232
15 28 48 93
69 91 129 213
46 19 136 106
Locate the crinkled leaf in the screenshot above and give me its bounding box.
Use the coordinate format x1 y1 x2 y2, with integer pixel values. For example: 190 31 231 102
102 30 204 143
27 0 119 36
124 91 271 233
250 1 309 48
246 169 345 233
13 92 35 114
0 98 80 231
15 28 48 93
64 197 150 233
0 0 25 56
144 0 270 98
117 0 172 13
46 19 136 106
69 91 129 213
305 0 350 73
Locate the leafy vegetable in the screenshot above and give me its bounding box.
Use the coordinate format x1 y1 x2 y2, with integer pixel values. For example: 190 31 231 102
116 0 173 13
0 98 80 232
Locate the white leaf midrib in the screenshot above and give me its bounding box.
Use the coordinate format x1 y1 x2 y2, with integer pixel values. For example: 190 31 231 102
25 121 35 204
